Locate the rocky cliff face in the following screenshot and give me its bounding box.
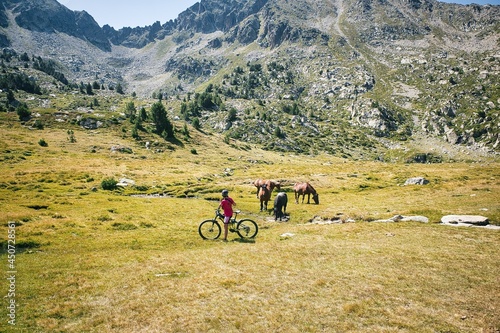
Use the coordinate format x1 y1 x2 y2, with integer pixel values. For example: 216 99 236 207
2 0 497 51
176 0 268 33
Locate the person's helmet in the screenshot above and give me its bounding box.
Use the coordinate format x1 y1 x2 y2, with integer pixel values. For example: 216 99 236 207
221 189 229 197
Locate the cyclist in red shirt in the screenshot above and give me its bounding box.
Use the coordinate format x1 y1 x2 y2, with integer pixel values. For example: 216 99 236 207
219 189 236 241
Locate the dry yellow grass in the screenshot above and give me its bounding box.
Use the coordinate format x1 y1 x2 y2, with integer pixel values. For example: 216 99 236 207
1 112 499 332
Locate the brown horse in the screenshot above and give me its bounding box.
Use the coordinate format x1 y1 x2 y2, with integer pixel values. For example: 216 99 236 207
258 184 271 211
253 179 281 198
293 182 319 204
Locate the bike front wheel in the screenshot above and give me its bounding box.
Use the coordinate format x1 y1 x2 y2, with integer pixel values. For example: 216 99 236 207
236 219 258 239
199 219 221 240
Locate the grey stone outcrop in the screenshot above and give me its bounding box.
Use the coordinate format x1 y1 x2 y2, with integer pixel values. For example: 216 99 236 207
404 177 429 185
441 215 489 226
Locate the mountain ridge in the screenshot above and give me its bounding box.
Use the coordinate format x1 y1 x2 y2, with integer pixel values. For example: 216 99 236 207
0 0 498 159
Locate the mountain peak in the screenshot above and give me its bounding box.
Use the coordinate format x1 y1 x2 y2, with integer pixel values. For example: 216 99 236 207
0 0 499 156
1 0 111 50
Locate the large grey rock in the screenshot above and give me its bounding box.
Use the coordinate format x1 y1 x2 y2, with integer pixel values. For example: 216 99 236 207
441 215 489 226
371 215 429 223
117 178 135 187
79 117 103 130
404 177 429 185
398 215 429 223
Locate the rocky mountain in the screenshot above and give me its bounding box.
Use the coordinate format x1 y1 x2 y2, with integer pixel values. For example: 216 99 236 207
0 0 110 50
0 0 498 159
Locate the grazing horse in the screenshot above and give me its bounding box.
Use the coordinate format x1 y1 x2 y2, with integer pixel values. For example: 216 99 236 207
293 182 319 204
273 192 288 221
253 179 281 198
258 184 271 211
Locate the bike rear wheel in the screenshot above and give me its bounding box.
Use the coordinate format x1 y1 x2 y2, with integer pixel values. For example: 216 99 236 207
236 219 258 239
199 220 221 240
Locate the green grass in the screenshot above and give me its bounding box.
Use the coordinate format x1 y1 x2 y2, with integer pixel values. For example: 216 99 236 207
0 111 499 332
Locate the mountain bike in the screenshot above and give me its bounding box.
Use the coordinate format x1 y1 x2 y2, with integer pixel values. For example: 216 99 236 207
198 209 258 240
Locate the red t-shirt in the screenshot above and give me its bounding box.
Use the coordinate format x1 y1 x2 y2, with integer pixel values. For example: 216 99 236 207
220 197 235 217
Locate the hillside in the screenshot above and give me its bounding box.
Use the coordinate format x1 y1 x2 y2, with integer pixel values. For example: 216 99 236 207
0 0 498 159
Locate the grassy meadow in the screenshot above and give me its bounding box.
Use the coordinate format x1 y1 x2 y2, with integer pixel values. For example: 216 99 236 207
1 111 499 332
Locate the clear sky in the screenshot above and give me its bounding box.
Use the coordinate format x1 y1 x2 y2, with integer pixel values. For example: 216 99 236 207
58 0 200 29
58 0 500 29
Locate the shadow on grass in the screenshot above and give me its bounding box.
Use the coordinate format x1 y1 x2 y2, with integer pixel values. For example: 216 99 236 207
166 136 185 148
201 238 257 244
0 239 41 254
232 238 256 244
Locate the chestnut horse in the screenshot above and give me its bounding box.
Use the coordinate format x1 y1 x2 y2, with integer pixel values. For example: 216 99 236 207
253 179 281 198
258 184 271 211
293 182 319 204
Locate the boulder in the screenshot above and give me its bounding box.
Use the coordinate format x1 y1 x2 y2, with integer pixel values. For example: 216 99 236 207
110 145 133 154
441 215 489 226
397 215 429 223
404 177 429 185
371 215 429 223
117 178 135 187
79 117 103 130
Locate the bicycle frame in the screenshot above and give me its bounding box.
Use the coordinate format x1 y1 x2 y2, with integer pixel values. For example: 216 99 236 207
215 209 239 224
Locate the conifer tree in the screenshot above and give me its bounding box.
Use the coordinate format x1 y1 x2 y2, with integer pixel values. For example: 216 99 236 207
150 102 174 139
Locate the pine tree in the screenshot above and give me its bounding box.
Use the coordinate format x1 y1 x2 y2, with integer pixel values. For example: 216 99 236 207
116 83 124 94
150 102 174 139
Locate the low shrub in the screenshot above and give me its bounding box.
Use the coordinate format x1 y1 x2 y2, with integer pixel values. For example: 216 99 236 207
101 177 118 190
